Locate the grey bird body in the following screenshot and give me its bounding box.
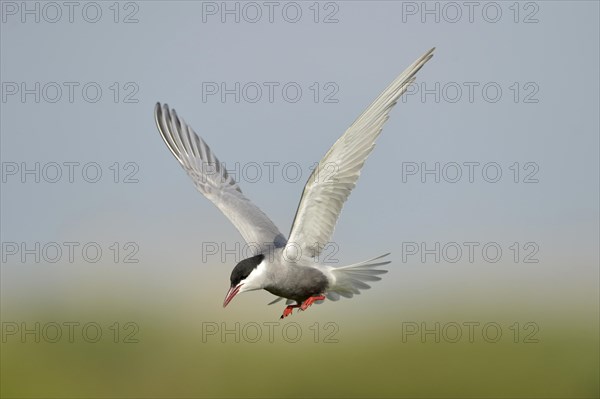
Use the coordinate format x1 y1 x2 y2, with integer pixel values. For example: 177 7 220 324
261 252 329 304
154 48 434 316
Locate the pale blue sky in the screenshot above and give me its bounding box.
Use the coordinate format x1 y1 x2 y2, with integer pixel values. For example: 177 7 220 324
1 1 598 319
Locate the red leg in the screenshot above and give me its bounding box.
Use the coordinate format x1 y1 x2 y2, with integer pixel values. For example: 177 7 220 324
280 304 300 319
300 295 326 311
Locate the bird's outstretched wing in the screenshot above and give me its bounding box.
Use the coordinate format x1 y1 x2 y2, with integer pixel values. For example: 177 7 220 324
286 48 434 258
155 103 287 254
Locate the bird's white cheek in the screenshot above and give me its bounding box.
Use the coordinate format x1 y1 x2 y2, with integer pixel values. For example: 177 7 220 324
239 281 260 292
238 282 249 293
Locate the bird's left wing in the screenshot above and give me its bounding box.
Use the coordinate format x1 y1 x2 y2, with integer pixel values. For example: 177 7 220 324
155 103 287 254
286 48 434 258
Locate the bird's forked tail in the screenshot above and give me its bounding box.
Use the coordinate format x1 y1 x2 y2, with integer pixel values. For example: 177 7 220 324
325 253 390 301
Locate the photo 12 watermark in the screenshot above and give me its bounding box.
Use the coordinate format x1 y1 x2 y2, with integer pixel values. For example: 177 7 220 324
201 321 339 343
400 2 540 24
186 160 339 186
1 321 140 343
200 1 340 24
401 81 540 104
200 81 339 104
1 82 140 104
400 161 540 184
1 162 140 184
1 1 140 24
400 241 540 264
1 241 140 264
201 240 340 264
401 321 540 343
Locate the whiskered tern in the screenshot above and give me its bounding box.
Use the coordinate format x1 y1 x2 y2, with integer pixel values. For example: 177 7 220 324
155 48 434 318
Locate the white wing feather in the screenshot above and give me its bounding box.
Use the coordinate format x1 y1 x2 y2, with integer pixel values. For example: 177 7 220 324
286 48 435 257
155 103 286 254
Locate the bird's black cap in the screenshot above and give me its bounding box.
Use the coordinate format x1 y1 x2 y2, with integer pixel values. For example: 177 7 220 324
230 254 264 287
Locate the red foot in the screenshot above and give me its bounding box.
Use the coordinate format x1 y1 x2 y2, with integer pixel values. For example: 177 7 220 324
280 304 300 319
280 295 326 318
300 295 326 311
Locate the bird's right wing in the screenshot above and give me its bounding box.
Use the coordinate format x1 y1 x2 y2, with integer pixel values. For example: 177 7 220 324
155 103 287 254
286 48 434 258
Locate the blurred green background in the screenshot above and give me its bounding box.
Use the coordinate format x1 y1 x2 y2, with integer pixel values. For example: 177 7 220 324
2 258 598 398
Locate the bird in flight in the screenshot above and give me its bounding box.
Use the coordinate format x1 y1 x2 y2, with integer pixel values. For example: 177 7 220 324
155 48 434 318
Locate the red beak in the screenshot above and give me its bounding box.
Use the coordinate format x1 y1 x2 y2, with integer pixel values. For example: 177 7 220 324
223 284 242 308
